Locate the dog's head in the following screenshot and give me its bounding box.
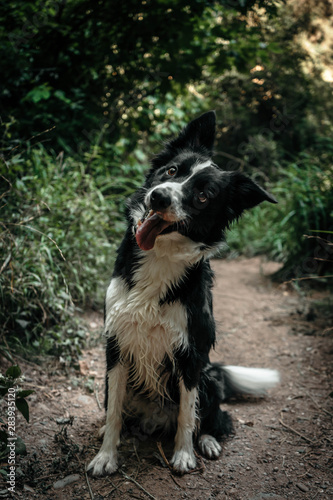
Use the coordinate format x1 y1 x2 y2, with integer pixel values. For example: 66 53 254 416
130 111 277 252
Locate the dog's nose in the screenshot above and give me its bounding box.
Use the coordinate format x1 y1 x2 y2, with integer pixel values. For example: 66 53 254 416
149 188 172 211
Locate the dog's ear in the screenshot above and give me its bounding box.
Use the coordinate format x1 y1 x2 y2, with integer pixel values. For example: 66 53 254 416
227 171 277 221
169 111 216 155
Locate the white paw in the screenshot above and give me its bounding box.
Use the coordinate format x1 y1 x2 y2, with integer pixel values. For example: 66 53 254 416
87 450 118 476
170 449 196 474
198 434 222 459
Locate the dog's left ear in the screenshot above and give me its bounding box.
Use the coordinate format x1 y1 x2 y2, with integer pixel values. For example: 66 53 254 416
228 171 277 219
170 111 216 155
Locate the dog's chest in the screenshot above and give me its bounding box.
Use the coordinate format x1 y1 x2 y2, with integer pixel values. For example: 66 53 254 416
105 250 190 395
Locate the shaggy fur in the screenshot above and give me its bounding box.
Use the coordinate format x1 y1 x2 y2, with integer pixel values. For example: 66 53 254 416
87 111 279 476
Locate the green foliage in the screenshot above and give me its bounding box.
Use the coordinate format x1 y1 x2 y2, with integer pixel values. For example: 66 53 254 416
1 0 276 150
202 3 333 283
227 143 333 281
0 142 147 358
206 4 333 171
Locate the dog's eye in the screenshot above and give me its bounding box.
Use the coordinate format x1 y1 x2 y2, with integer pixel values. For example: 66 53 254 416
198 192 207 203
167 166 177 176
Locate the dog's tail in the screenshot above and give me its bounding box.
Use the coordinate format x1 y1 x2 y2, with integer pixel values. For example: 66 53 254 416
205 363 280 401
223 365 280 396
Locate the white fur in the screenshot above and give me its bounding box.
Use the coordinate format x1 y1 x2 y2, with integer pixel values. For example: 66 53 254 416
198 434 222 459
170 381 198 474
146 180 185 220
224 366 280 395
152 231 219 261
104 236 213 398
130 202 146 228
87 363 128 475
90 237 205 475
144 160 213 221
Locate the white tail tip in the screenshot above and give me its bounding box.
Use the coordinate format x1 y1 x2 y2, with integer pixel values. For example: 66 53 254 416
224 366 280 395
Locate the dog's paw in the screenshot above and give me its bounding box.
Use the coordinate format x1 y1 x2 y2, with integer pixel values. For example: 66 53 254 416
170 449 196 474
198 434 222 459
87 450 118 476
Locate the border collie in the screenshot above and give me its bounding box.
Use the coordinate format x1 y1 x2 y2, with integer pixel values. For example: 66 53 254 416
88 111 279 476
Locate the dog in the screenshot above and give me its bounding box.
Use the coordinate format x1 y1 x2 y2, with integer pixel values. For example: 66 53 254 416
87 111 279 476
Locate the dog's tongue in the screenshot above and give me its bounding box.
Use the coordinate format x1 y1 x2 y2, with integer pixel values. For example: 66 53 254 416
136 213 172 251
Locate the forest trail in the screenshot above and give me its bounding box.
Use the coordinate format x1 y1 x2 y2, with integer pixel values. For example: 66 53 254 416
2 257 332 499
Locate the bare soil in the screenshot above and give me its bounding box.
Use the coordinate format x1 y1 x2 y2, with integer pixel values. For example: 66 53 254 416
1 257 332 499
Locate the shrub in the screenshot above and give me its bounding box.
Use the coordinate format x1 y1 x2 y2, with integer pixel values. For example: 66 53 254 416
0 144 146 359
227 142 333 282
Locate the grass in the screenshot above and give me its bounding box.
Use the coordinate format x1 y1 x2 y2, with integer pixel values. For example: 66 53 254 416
227 148 333 281
0 144 146 360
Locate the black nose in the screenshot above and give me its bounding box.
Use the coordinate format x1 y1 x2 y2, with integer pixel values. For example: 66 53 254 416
149 188 171 211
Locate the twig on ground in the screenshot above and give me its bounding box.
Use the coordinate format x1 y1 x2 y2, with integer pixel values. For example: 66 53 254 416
169 474 184 489
156 442 183 488
281 275 333 286
305 391 333 418
84 469 95 500
107 480 122 496
37 473 60 480
133 441 141 465
190 450 205 474
156 441 172 471
38 429 56 437
279 415 316 445
119 470 157 500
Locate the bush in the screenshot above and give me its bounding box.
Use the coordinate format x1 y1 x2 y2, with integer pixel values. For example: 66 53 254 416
227 141 333 282
0 143 146 359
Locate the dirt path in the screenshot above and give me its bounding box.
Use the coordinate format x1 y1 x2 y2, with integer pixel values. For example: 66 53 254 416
1 258 332 499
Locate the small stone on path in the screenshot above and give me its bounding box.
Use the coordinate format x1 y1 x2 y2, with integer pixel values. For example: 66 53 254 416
53 474 80 489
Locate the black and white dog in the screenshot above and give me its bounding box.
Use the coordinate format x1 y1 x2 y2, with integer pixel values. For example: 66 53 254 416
88 111 279 476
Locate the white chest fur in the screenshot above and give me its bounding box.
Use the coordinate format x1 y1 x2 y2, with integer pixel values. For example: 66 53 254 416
104 234 214 396
105 282 187 396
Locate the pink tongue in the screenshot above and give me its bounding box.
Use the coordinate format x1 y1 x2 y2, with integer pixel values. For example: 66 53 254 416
136 213 172 251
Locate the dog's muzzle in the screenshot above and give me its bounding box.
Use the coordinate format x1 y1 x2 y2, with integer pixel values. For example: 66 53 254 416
148 188 172 212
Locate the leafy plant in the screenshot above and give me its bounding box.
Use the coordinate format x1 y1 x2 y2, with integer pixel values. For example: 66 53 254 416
0 141 147 359
227 145 333 282
0 0 278 150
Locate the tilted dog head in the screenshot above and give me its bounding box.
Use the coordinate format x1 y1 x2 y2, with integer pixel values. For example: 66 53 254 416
130 111 277 252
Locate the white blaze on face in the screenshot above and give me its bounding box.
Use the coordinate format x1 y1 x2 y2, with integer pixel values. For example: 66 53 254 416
134 160 214 251
144 160 212 220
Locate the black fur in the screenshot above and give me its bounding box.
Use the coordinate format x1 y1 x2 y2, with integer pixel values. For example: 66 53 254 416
90 111 278 476
105 112 277 434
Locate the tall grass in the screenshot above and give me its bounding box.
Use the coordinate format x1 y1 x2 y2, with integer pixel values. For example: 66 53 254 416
227 142 333 281
0 145 146 359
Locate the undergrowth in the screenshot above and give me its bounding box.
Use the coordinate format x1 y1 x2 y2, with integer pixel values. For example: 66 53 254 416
0 144 146 361
227 139 333 283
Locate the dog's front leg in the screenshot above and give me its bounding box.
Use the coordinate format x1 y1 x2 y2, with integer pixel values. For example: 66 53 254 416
170 380 198 474
87 362 128 476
